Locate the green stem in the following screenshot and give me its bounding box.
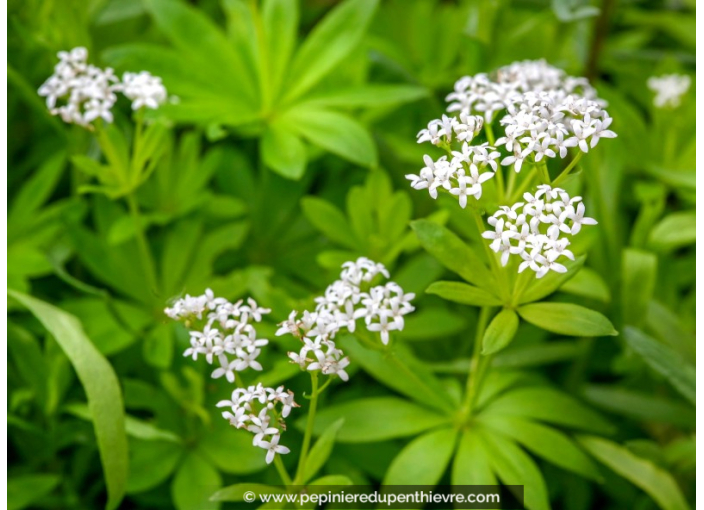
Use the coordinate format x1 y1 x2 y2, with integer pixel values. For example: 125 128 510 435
536 159 551 184
508 167 537 203
505 168 518 199
126 193 159 296
294 372 319 484
461 307 492 417
471 208 511 302
511 269 535 307
274 454 292 486
552 152 583 187
485 122 496 146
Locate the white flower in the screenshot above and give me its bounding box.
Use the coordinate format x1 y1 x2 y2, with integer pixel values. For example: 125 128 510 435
367 314 398 345
259 435 290 464
38 47 168 128
483 186 595 277
647 74 691 108
121 71 168 110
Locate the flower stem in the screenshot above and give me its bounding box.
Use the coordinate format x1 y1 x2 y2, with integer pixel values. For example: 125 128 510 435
508 167 537 203
461 307 492 418
294 372 319 484
552 152 583 187
126 193 159 296
471 208 510 302
274 454 292 486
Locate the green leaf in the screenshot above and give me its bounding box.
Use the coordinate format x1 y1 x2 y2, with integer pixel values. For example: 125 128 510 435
482 309 520 355
411 219 495 291
198 420 268 475
623 327 695 405
210 484 284 502
560 267 611 303
341 338 455 413
383 427 457 485
577 435 690 510
482 386 614 435
621 249 656 328
480 428 550 510
396 307 467 341
583 385 695 428
426 281 503 307
171 452 222 510
9 291 128 510
452 430 497 485
518 256 585 304
493 341 581 369
478 415 602 481
302 84 428 108
307 475 354 491
145 0 256 100
262 0 299 99
8 475 60 510
303 418 345 483
261 124 307 179
517 302 617 337
8 151 65 229
284 107 377 167
143 323 174 369
307 397 449 443
648 212 695 250
285 0 378 101
301 197 359 250
65 403 180 442
127 440 183 494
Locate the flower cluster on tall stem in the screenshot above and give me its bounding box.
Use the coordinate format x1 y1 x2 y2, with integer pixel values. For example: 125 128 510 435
165 290 297 465
38 47 168 128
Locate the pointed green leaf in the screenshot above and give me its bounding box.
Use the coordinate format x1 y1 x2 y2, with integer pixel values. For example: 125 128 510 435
518 256 585 304
302 84 429 108
286 0 378 101
623 327 695 404
8 475 60 510
481 386 614 435
301 197 359 250
261 124 307 180
411 219 495 291
285 107 377 167
478 415 602 481
426 281 502 307
621 249 656 328
303 418 345 483
383 427 457 486
517 302 617 337
8 291 128 510
452 429 497 485
577 435 690 510
482 309 520 355
648 212 695 251
171 452 222 510
306 397 449 443
262 0 299 98
480 428 550 510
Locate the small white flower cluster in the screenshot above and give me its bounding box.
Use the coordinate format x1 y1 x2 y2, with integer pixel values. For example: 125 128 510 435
216 383 297 464
165 290 271 382
38 47 167 127
166 290 298 465
647 74 691 109
481 185 597 278
278 258 416 378
405 145 500 208
406 60 616 206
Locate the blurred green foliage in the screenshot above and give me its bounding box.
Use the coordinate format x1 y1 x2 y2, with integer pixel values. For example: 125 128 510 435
7 0 695 509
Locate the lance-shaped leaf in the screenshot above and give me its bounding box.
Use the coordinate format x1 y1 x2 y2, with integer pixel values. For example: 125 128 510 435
306 397 450 443
518 256 585 304
285 0 379 102
411 219 495 291
426 281 503 307
302 419 345 483
383 428 457 486
577 435 690 510
517 302 617 337
482 308 520 355
9 291 128 510
623 327 695 405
